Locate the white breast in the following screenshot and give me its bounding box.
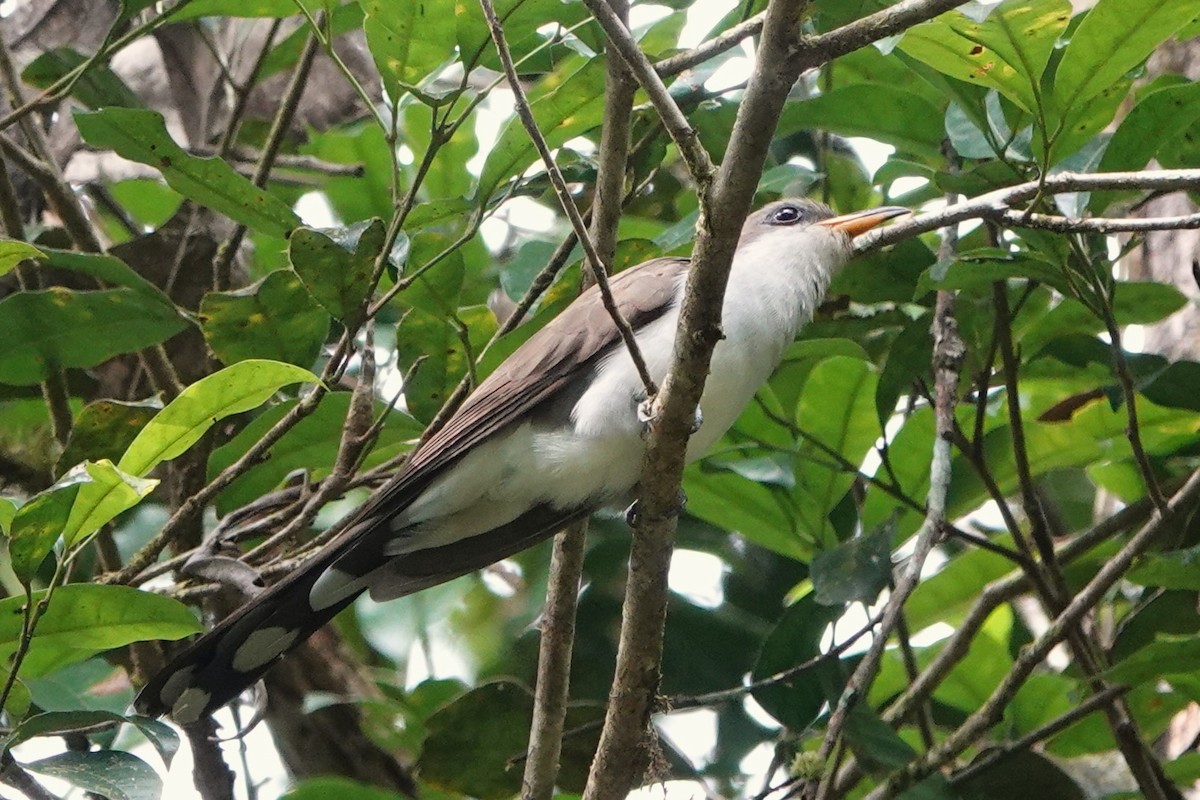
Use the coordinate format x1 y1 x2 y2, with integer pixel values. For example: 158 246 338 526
386 223 850 553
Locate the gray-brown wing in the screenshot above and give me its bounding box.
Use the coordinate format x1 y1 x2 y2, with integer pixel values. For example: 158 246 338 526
351 256 690 520
133 257 689 721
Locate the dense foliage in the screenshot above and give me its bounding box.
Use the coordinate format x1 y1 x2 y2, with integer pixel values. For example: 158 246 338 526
1 0 1199 798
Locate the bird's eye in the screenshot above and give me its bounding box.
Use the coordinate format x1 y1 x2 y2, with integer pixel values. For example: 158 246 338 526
770 205 803 225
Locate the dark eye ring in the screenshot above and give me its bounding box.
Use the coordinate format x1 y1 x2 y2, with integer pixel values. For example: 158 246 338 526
771 205 803 225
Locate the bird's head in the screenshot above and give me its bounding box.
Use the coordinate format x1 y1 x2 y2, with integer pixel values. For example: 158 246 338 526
738 198 909 281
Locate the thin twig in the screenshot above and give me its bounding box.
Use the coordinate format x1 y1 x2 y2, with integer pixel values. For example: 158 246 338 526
581 0 718 186
1000 209 1200 233
212 22 321 290
861 169 1200 255
582 1 811 796
865 468 1200 799
812 217 964 800
950 684 1129 787
479 0 659 400
522 1 635 794
654 13 765 77
1100 304 1170 513
665 611 883 712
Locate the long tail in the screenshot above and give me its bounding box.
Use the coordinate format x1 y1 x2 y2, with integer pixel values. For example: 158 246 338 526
134 537 368 722
136 500 590 721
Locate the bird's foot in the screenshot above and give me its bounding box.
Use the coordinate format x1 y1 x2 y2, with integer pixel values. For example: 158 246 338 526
637 396 703 438
624 489 688 527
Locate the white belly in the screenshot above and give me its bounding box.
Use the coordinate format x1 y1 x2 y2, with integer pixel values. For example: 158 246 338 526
387 285 790 554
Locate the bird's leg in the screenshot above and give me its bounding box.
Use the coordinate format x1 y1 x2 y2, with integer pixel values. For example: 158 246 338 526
624 489 688 528
637 394 703 438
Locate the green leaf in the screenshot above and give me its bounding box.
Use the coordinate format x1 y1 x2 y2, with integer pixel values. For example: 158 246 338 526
793 356 881 549
1023 282 1188 354
8 471 90 583
1108 632 1200 684
1045 77 1129 165
107 179 183 228
21 48 140 109
171 0 299 19
456 0 592 73
56 398 161 477
0 497 17 535
207 393 422 514
0 288 187 386
861 406 934 538
1 710 179 767
398 233 466 315
1 671 31 718
905 538 1015 631
843 702 918 775
933 605 1013 713
417 680 533 799
289 220 384 321
683 466 803 560
118 360 319 476
833 237 936 305
751 595 843 730
875 313 932 426
810 524 893 606
126 715 181 768
0 585 201 677
0 240 46 276
74 108 300 236
362 0 457 102
477 57 608 200
914 252 1070 297
1053 0 1200 115
283 778 409 800
394 305 494 424
898 0 1070 114
778 84 944 160
23 750 160 800
1092 81 1200 212
38 248 176 303
200 270 330 366
3 709 132 749
1141 361 1200 413
1111 591 1200 666
1128 545 1200 590
302 125 394 222
62 460 158 548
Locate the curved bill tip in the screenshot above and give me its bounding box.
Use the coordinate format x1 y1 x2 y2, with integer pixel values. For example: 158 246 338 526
816 206 910 237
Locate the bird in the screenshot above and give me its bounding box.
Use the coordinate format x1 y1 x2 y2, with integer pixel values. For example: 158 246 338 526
135 198 908 722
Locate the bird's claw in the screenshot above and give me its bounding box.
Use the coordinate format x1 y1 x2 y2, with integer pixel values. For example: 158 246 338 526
624 489 688 528
638 397 703 438
637 396 658 426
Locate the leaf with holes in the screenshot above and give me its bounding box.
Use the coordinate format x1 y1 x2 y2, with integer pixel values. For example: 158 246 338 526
1053 0 1200 116
75 108 300 236
200 270 329 366
289 220 384 322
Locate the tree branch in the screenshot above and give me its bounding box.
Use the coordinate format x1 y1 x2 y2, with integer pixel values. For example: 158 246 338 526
865 467 1200 799
582 2 812 796
860 169 1200 254
481 0 659 400
812 198 964 800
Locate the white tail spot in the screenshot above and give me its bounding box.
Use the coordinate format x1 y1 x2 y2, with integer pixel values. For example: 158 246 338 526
231 626 300 672
171 687 212 724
